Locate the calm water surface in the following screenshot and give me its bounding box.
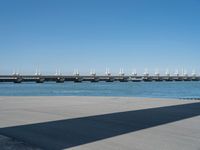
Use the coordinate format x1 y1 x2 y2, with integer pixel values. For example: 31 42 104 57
0 82 200 99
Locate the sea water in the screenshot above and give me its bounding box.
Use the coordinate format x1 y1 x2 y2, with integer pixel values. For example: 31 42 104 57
0 81 200 99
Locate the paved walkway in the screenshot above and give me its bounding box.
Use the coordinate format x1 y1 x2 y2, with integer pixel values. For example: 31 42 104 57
0 96 199 150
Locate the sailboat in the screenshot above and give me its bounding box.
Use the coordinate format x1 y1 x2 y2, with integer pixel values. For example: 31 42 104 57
55 68 62 76
105 68 111 76
155 69 160 76
12 69 17 76
55 69 58 76
143 68 149 77
174 69 182 81
90 69 99 82
165 69 170 76
12 69 20 76
192 69 196 77
56 69 64 83
183 69 188 77
174 69 179 76
191 69 198 81
132 69 137 76
131 69 141 82
182 69 191 81
73 69 79 76
73 69 82 82
143 68 152 82
118 68 128 82
119 68 125 76
154 69 162 81
35 68 41 76
105 68 114 82
90 69 96 76
12 69 22 83
164 69 172 81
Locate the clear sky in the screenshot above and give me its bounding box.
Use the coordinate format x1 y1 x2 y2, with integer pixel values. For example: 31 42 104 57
0 0 200 75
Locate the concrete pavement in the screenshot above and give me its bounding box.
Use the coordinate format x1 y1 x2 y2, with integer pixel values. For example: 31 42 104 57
0 96 199 150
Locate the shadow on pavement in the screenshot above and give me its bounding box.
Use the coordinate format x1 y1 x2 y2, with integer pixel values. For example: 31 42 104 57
0 102 200 150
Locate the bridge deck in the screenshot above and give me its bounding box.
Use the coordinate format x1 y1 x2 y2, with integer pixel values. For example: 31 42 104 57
0 75 199 83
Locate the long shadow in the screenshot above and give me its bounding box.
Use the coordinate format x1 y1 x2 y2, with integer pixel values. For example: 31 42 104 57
0 102 200 150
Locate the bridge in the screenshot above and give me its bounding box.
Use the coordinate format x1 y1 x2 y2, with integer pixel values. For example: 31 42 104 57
0 75 199 83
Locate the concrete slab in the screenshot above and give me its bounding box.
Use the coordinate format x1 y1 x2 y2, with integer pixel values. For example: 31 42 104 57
0 96 199 150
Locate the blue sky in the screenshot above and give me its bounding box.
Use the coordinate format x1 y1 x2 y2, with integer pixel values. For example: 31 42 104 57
0 0 200 75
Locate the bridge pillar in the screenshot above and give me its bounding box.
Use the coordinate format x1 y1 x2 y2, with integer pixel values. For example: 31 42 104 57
56 77 65 83
90 77 99 82
74 77 82 83
143 77 153 82
106 77 114 82
14 77 22 83
36 78 45 83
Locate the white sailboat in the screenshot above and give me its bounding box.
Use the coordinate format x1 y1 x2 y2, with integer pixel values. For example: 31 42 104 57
55 69 58 76
119 68 125 76
58 68 61 76
192 69 196 77
143 68 149 76
174 69 179 76
132 69 137 76
183 69 188 77
155 69 160 76
73 69 79 76
35 68 41 76
12 69 20 76
105 68 111 76
165 69 170 76
12 69 17 76
90 69 96 76
55 68 62 76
